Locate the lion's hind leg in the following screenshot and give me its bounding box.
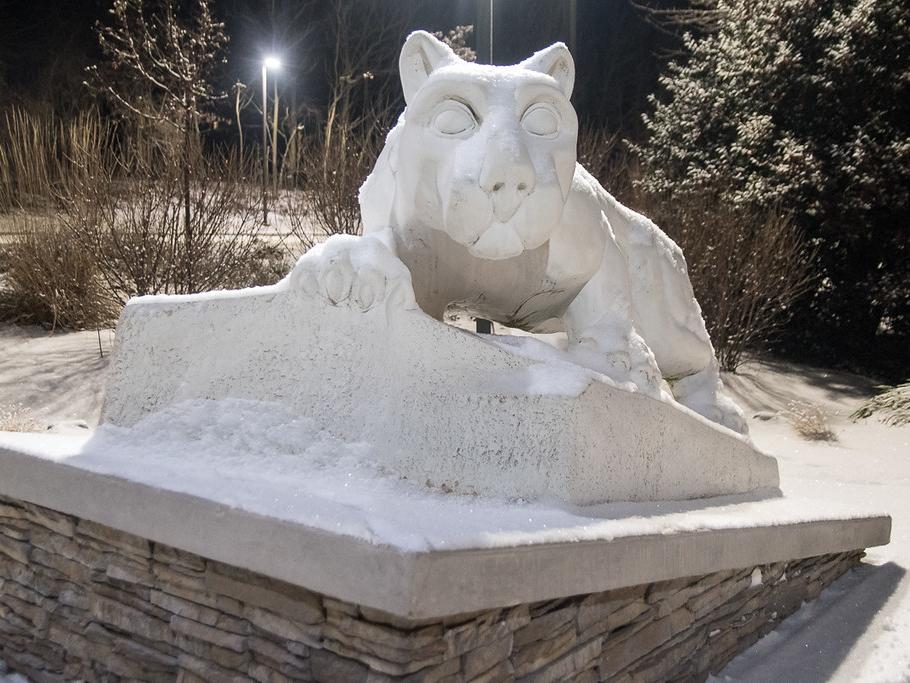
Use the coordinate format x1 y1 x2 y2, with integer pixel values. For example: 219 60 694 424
607 206 748 434
560 212 664 398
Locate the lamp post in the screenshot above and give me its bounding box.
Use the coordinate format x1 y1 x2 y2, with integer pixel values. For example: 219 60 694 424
475 0 494 64
261 55 281 225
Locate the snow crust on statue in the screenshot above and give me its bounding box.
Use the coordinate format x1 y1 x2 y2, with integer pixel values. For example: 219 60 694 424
296 31 744 433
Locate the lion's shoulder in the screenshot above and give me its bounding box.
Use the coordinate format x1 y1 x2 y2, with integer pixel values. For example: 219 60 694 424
360 121 404 234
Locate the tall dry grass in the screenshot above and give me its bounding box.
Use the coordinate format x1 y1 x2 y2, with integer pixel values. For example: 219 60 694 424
0 107 287 328
852 383 910 426
0 107 108 212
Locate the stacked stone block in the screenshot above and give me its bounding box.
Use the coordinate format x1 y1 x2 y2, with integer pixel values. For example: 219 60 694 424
0 494 864 682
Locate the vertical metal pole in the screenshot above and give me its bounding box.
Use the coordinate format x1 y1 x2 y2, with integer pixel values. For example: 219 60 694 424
475 0 492 64
489 0 494 64
569 0 577 55
272 77 280 194
261 64 269 225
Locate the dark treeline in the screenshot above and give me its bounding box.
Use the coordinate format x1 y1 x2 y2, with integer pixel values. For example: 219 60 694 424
0 0 683 144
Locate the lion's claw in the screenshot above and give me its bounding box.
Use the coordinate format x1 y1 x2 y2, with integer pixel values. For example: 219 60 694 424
289 234 415 312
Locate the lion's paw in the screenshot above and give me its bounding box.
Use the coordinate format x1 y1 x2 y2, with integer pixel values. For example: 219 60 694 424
671 368 749 435
706 399 748 435
289 234 416 312
568 331 663 397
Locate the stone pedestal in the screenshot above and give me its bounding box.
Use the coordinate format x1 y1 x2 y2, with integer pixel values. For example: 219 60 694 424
0 440 890 682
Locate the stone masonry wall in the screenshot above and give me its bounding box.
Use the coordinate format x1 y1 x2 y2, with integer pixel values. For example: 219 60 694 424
0 494 863 683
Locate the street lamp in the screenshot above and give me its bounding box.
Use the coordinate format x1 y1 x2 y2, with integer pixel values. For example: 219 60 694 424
261 55 282 225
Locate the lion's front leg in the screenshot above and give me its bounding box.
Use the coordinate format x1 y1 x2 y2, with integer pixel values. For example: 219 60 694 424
669 363 748 434
289 230 416 312
562 235 664 398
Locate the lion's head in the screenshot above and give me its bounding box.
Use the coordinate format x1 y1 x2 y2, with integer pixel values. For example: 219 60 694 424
386 31 578 260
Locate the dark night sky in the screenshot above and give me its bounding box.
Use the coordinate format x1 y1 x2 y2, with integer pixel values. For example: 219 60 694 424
0 0 680 136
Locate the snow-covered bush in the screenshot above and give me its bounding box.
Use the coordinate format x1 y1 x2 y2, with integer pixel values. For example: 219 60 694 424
434 25 477 62
786 401 837 442
851 382 910 426
635 0 910 375
0 214 114 329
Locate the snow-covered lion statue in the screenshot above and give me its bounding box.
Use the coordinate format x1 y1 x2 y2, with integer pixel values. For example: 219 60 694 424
291 31 745 434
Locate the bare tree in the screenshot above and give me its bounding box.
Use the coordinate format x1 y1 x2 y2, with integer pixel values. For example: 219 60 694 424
631 1 721 40
322 0 409 157
87 0 229 291
60 140 280 302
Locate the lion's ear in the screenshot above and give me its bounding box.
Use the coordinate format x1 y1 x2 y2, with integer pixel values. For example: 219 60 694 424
399 31 458 105
520 43 575 99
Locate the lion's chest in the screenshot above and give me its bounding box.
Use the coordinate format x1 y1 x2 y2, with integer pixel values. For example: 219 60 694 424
395 226 587 329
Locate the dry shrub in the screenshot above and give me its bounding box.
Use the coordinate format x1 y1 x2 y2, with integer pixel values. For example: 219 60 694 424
0 403 40 432
0 214 115 329
299 117 385 240
231 241 290 288
277 117 385 261
576 124 638 203
638 194 815 372
275 190 320 259
60 143 285 303
851 382 910 426
786 401 838 441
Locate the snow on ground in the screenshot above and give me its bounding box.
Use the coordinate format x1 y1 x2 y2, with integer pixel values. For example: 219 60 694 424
0 325 908 680
0 325 112 431
0 666 27 683
713 361 910 683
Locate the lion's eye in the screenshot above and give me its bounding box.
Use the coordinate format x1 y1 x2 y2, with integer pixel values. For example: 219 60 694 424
522 104 559 136
433 104 476 136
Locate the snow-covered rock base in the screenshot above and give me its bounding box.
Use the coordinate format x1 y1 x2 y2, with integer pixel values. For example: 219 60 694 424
99 259 777 505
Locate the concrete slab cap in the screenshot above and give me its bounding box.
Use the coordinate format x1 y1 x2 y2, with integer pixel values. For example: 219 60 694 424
100 281 778 505
0 444 889 619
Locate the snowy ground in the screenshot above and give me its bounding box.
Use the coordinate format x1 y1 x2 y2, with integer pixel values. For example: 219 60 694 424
716 363 910 683
0 325 908 681
0 325 112 431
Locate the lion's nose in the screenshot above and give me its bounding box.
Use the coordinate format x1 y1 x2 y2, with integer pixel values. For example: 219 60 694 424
481 167 535 197
489 186 526 223
480 159 535 223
